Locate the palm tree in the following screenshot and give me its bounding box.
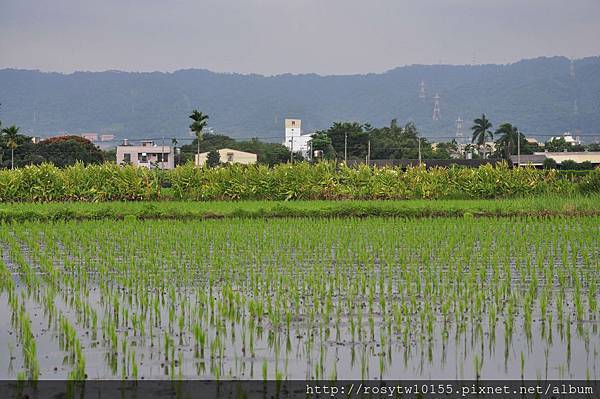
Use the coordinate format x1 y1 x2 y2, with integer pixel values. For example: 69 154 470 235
495 123 520 160
1 125 20 169
471 114 493 159
189 110 209 165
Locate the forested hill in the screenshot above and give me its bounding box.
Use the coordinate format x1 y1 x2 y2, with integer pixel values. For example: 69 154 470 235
1 56 599 141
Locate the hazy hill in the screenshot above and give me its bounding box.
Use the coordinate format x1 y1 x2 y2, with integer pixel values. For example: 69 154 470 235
1 56 598 142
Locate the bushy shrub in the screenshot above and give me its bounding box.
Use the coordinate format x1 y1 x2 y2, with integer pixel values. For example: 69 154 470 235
579 168 600 194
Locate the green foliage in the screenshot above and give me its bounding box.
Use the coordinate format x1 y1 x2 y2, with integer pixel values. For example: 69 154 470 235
579 168 600 194
34 136 104 167
315 120 435 161
206 150 221 168
542 158 558 169
471 114 493 147
544 137 585 152
0 161 596 203
559 159 578 170
310 132 335 159
0 162 158 202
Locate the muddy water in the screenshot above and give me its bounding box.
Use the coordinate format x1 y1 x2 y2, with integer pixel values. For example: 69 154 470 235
1 283 597 380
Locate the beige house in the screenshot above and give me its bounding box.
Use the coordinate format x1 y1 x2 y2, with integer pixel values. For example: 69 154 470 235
116 140 174 169
511 151 600 167
195 148 257 166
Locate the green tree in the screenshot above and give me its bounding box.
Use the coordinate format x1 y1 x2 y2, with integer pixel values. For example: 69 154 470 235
542 158 558 170
1 125 20 169
471 114 493 158
586 142 600 152
310 132 335 159
432 141 458 159
206 150 221 167
189 110 209 163
494 123 525 160
560 159 578 170
318 122 367 160
35 136 104 167
544 137 571 152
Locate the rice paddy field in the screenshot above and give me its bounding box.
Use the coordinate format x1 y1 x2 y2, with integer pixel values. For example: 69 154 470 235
0 215 598 381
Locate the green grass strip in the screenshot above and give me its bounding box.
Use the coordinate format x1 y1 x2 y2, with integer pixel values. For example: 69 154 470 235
0 195 598 222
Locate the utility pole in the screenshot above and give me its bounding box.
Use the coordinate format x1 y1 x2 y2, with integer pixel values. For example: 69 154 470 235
161 137 165 169
290 136 294 163
367 140 371 166
418 137 422 166
344 132 348 165
517 132 521 168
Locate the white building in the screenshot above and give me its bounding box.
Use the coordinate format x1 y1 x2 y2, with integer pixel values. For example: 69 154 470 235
116 139 174 169
195 148 257 166
283 118 312 159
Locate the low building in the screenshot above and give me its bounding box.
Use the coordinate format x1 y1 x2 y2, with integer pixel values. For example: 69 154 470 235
81 133 98 142
116 139 174 169
195 148 257 166
511 151 600 167
100 134 115 142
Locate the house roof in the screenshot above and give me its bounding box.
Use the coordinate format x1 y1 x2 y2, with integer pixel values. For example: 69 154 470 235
198 148 257 156
509 154 547 164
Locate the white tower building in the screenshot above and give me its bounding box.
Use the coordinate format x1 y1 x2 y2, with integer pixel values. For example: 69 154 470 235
284 118 312 158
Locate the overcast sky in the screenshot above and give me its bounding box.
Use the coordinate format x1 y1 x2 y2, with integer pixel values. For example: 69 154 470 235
1 0 599 75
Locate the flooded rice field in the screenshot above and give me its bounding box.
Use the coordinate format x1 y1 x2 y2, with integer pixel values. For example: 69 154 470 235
0 216 598 380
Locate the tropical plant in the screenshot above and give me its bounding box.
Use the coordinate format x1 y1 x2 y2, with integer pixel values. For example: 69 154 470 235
189 110 209 165
471 114 493 159
495 123 521 160
1 125 20 169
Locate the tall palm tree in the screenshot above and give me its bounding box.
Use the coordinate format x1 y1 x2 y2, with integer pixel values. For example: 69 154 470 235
471 114 493 159
189 110 209 165
1 125 20 169
495 123 520 160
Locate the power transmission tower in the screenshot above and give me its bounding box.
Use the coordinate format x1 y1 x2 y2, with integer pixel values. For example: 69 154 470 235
419 81 426 100
456 117 463 142
570 59 575 79
432 93 441 120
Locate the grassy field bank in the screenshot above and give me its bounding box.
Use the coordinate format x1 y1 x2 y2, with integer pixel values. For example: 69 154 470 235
1 195 599 222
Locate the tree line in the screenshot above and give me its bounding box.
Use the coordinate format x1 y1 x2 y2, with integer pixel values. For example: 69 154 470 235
2 107 599 169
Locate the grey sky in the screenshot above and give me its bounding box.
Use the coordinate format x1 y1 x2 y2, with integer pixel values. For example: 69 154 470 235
1 0 599 75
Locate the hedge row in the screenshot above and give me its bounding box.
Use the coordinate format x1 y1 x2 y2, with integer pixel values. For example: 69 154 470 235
0 162 598 202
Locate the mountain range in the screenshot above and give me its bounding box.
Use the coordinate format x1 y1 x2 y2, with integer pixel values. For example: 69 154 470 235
0 56 599 143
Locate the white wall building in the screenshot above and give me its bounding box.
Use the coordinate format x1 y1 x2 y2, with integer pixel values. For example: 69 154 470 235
116 140 174 169
195 148 257 166
283 118 312 158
